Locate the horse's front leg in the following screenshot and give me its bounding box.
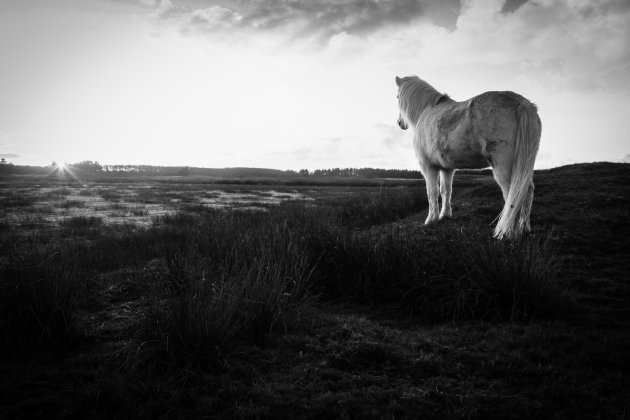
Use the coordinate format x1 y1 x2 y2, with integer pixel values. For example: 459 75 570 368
439 169 455 220
422 166 440 225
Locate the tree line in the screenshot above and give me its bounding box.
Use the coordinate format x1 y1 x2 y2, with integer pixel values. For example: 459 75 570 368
0 160 423 179
298 167 422 179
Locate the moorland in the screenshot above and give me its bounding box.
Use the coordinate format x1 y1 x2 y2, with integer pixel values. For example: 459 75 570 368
0 162 628 419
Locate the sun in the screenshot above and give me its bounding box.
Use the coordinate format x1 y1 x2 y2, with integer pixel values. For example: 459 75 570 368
49 161 70 178
50 161 82 182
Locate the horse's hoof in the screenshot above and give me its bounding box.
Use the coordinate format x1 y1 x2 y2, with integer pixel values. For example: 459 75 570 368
424 216 438 225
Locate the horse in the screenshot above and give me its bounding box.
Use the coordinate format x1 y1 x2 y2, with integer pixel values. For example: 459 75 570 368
395 75 541 239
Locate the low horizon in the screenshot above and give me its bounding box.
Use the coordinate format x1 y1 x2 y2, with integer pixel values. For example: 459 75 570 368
3 157 627 173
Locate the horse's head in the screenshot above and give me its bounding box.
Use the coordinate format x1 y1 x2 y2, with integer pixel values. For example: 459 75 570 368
395 76 409 130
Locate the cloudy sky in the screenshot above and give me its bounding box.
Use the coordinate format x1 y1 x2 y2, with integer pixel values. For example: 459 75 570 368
1 0 629 169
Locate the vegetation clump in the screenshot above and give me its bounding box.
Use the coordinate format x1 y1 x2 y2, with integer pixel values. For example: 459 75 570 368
137 211 317 369
0 252 82 356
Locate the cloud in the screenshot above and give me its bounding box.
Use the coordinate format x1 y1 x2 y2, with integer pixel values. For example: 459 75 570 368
157 0 460 43
0 153 19 159
241 0 426 37
109 0 157 7
187 6 243 32
621 154 630 163
501 0 528 14
155 0 177 18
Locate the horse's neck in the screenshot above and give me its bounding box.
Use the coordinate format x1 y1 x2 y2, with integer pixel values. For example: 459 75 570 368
407 95 434 125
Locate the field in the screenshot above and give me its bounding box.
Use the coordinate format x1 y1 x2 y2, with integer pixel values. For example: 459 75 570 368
1 162 629 419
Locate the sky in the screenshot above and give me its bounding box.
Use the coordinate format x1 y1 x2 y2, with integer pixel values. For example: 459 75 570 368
0 0 629 170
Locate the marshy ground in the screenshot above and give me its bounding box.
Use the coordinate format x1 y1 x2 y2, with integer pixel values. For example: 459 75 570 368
0 163 628 419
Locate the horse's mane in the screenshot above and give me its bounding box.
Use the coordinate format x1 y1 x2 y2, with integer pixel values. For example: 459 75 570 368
398 76 449 123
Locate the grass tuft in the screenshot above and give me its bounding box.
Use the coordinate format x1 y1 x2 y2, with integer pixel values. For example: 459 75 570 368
465 233 563 319
0 252 82 356
61 199 85 209
299 218 563 322
59 215 103 234
132 210 317 370
334 186 426 228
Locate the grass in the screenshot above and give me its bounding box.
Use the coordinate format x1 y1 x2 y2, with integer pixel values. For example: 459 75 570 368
0 251 82 356
334 185 426 228
59 215 104 235
60 199 85 209
0 193 37 208
138 239 315 370
0 163 628 418
131 206 149 216
297 212 563 321
128 210 318 370
44 187 72 198
1 188 561 364
98 189 123 201
17 214 51 230
456 234 564 320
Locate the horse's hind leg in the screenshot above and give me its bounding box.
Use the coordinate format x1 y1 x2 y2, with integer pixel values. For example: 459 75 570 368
439 169 455 220
421 165 440 225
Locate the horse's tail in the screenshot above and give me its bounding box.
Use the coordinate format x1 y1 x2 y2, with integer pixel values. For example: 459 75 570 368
494 102 541 239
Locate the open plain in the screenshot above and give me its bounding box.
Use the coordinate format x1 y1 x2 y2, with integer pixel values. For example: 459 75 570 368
1 162 629 419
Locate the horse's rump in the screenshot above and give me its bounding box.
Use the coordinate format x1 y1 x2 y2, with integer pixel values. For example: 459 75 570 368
468 91 537 141
427 91 538 170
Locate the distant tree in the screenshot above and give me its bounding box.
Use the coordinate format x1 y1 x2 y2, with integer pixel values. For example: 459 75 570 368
70 160 103 172
0 158 6 165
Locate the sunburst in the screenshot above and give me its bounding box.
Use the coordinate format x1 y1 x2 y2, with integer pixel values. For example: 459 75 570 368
48 162 82 183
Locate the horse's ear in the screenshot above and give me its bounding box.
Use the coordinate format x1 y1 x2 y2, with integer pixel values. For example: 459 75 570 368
395 76 402 86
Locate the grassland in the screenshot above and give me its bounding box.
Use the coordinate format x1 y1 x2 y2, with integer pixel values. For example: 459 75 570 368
0 162 628 419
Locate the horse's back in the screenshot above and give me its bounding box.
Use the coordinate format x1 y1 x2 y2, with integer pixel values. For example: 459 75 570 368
469 91 539 140
471 91 536 111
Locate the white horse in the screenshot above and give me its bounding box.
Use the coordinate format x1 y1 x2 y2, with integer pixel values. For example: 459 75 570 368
395 76 541 239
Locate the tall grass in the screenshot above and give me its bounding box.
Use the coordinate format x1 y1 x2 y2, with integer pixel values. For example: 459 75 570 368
0 185 564 364
59 215 103 231
132 209 318 370
0 252 82 356
0 193 37 208
332 186 426 228
272 194 563 322
399 233 564 321
61 199 85 209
